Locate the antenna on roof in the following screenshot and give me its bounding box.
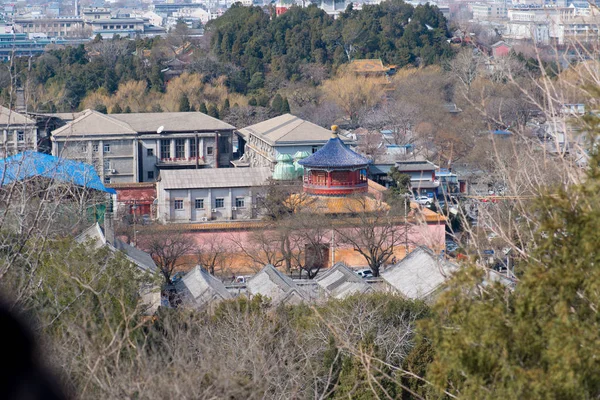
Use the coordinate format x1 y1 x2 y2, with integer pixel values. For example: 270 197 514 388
157 126 164 134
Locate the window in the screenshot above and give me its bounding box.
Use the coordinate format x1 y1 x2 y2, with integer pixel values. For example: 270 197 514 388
312 146 318 153
92 143 98 152
104 176 111 184
17 131 24 142
190 138 197 158
175 139 185 159
66 23 71 27
206 146 214 155
160 139 170 159
116 25 121 29
104 143 111 153
147 148 154 157
109 25 114 29
103 25 108 29
129 25 134 29
195 199 204 209
235 197 245 208
80 143 87 152
147 171 154 180
174 200 184 210
215 198 224 208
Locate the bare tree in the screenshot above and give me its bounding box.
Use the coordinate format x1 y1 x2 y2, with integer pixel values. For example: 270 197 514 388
334 196 407 277
196 234 229 276
144 230 196 284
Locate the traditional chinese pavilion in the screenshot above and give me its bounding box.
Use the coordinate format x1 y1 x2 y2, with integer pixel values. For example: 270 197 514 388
298 126 371 196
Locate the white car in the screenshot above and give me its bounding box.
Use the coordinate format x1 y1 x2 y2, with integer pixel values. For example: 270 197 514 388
356 269 373 278
416 196 432 206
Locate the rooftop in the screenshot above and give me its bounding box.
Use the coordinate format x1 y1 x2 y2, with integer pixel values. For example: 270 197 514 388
76 223 157 273
158 167 271 190
175 265 232 309
395 160 438 172
315 263 372 299
52 109 234 138
381 247 458 300
0 151 116 194
298 136 370 169
238 114 345 146
247 264 306 305
0 106 35 126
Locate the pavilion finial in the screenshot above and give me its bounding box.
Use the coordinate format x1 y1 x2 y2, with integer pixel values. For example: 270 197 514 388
331 125 339 138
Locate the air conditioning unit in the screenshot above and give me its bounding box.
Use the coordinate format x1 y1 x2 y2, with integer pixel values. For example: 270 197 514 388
200 216 208 222
231 207 237 211
211 209 217 213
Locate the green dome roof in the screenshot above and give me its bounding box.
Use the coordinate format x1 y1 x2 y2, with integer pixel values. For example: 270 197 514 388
293 151 311 177
273 153 296 180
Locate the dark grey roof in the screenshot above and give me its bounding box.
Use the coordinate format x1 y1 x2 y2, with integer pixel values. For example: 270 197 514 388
175 266 232 309
381 247 457 300
395 160 438 171
315 263 372 299
75 223 157 273
247 264 306 305
158 167 272 190
298 136 370 168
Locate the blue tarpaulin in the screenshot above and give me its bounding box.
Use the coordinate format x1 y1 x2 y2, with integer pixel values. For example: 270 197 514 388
0 151 116 194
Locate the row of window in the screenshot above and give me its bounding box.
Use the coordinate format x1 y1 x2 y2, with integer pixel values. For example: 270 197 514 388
157 139 214 159
101 24 136 30
174 197 245 210
26 23 73 28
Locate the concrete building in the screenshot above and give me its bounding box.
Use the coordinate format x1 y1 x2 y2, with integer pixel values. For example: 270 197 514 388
394 159 440 197
13 16 86 38
0 107 39 158
156 167 271 223
472 1 508 21
236 114 352 169
51 109 235 184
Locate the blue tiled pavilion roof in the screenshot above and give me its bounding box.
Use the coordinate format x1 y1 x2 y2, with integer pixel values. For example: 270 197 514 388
0 151 116 194
298 137 370 168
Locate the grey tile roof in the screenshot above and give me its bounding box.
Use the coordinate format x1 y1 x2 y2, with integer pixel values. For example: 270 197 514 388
175 265 232 309
52 110 137 137
0 106 35 126
381 247 458 300
52 109 234 138
315 263 372 299
159 167 272 190
110 111 234 132
395 160 438 171
238 114 342 145
247 264 306 305
75 223 157 273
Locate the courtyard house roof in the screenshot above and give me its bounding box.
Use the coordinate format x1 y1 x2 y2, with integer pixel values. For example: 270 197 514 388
247 264 307 305
315 263 372 299
175 265 232 310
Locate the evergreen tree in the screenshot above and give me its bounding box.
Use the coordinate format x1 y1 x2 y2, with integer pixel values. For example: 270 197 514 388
281 97 290 113
271 94 283 114
425 108 600 398
207 104 220 119
94 103 108 114
248 97 257 107
111 103 122 114
179 94 191 112
124 106 132 113
152 104 163 112
257 94 270 107
199 102 208 114
222 98 230 115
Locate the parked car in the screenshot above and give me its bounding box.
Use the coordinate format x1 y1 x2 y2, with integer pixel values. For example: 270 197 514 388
355 269 373 278
445 240 459 252
416 196 432 206
235 275 252 284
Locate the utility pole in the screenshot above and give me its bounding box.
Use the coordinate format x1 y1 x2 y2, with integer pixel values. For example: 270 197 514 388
404 193 409 255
